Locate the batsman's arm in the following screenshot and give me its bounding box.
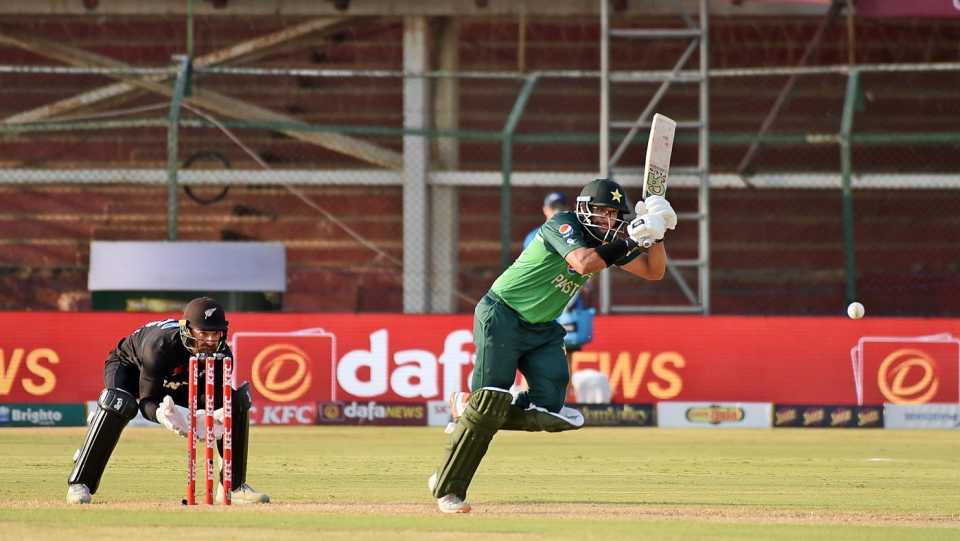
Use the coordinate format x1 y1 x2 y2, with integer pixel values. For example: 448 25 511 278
565 237 642 276
564 247 609 275
618 241 666 280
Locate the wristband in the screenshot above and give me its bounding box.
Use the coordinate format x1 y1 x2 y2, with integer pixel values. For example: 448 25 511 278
595 238 638 267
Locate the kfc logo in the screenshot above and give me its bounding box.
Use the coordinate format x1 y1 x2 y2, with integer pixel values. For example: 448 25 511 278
256 404 316 425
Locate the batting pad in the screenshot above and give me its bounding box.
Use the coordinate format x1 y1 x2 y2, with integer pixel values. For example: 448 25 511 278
501 404 585 432
431 388 512 500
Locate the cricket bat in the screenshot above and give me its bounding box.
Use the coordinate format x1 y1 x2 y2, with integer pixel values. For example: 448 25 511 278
642 113 677 200
637 113 677 248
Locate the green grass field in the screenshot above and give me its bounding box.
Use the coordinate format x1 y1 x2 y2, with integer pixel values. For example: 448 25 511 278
2 426 959 540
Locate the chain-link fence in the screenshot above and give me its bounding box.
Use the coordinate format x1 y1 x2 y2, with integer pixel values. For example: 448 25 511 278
1 14 958 315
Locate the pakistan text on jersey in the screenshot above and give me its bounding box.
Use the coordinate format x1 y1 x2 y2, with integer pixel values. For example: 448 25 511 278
551 274 583 297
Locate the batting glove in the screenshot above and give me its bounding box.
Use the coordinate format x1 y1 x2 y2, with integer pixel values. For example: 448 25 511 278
628 213 667 245
643 195 677 230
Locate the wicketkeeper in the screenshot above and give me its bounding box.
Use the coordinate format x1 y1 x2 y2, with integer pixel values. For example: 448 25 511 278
66 297 270 504
428 178 676 513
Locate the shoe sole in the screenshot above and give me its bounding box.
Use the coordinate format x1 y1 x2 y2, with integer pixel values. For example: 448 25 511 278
438 504 472 514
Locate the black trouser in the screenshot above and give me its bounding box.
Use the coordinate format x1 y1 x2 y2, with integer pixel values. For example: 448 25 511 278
71 359 251 492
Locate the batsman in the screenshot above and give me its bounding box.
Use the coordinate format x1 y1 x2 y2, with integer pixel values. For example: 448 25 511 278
66 297 270 504
428 177 677 513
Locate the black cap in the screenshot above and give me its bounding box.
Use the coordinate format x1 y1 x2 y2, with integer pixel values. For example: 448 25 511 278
543 191 568 209
182 297 228 331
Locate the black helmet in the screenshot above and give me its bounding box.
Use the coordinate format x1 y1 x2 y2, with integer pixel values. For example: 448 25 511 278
179 297 228 354
575 178 631 242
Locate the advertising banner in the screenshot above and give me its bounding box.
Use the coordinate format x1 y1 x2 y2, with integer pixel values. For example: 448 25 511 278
0 403 85 427
773 404 883 428
1 312 958 407
850 334 959 405
316 401 427 426
427 399 451 427
575 403 655 427
232 329 335 425
883 403 960 429
657 402 772 428
577 318 960 404
856 0 960 17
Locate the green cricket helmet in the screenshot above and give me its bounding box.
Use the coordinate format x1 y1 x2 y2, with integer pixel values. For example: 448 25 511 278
179 296 229 354
575 178 632 243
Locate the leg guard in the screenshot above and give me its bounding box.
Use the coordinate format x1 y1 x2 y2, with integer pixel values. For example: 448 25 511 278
501 404 585 432
432 388 513 500
219 381 251 486
68 388 139 493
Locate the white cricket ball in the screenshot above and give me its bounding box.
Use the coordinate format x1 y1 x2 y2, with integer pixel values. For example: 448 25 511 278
847 301 865 320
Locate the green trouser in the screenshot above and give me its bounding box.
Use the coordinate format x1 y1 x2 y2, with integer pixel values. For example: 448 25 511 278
431 293 579 501
472 292 570 413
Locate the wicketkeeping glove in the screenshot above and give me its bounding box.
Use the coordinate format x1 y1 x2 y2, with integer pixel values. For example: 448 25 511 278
156 395 224 440
156 395 189 437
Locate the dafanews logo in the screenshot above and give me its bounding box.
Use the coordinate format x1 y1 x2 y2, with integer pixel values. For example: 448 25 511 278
317 401 427 426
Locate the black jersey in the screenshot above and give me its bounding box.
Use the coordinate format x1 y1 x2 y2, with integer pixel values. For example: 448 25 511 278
109 319 233 422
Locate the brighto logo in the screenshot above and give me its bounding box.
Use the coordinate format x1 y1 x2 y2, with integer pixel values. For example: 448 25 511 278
11 407 63 424
0 406 9 423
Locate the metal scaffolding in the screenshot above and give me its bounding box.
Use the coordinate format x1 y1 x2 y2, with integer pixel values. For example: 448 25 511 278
598 0 711 314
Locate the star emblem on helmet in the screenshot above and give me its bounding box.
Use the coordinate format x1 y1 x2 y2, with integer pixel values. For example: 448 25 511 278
610 189 623 203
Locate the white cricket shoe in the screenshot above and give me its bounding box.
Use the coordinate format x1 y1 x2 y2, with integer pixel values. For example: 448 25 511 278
66 483 91 504
215 482 271 504
428 472 471 514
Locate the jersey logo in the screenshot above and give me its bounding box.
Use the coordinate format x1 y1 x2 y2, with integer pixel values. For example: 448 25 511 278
558 224 573 237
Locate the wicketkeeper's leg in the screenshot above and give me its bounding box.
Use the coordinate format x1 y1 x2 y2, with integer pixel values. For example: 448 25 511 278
218 381 252 486
68 387 139 493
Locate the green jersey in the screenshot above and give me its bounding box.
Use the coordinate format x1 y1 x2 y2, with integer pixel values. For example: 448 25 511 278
490 212 596 323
